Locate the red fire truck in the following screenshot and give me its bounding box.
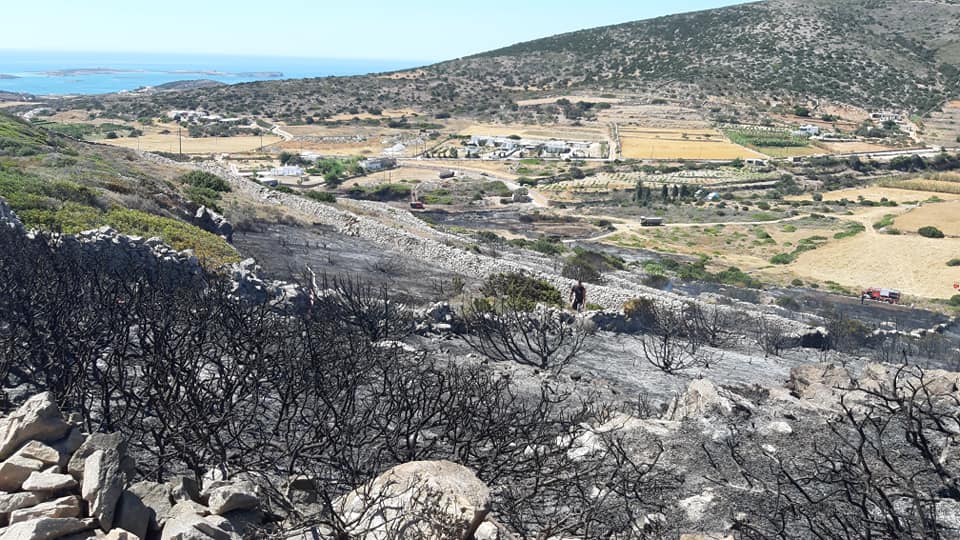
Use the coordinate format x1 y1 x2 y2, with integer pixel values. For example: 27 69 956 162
861 287 901 305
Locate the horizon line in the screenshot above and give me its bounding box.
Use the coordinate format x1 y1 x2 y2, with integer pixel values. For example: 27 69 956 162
0 48 435 64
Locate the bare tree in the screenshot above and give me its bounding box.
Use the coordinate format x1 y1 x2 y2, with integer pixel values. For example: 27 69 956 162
754 314 791 358
458 298 587 371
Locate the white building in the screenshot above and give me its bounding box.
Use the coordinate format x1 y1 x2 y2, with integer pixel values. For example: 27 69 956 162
269 165 305 177
793 125 820 137
360 158 398 172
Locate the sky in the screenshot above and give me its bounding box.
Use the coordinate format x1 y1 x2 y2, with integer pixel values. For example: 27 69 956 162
0 1 751 62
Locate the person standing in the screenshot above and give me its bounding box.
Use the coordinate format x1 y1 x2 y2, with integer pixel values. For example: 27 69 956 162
570 280 586 312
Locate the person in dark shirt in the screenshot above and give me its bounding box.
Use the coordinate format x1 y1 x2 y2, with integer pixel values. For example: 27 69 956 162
570 280 586 312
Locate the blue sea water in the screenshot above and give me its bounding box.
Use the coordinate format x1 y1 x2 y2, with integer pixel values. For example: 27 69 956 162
0 50 424 96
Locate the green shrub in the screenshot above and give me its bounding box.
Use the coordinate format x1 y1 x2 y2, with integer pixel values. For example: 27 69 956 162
303 191 336 203
950 294 960 307
179 171 231 192
185 185 224 212
833 222 865 240
562 259 602 284
919 226 945 238
873 214 895 230
349 183 411 201
947 259 960 267
480 272 562 309
770 253 795 265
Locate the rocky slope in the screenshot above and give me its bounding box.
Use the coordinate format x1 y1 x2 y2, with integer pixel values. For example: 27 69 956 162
57 0 960 122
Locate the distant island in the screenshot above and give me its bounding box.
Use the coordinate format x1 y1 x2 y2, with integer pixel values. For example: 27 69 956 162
165 70 283 78
0 74 20 80
41 68 144 76
147 79 227 92
37 68 282 78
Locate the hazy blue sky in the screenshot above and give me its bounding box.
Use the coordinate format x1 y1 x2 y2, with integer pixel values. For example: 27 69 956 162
2 1 751 61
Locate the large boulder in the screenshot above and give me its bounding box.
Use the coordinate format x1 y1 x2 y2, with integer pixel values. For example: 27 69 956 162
0 517 95 539
787 364 852 402
666 379 754 421
0 455 45 492
160 501 219 540
335 460 490 539
21 471 77 492
15 443 59 469
128 480 173 532
206 482 258 516
0 394 70 462
0 492 45 515
67 433 128 481
9 495 82 524
113 490 151 540
80 450 124 531
859 363 960 399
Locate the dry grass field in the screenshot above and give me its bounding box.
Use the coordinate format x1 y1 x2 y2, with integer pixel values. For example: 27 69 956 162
459 123 605 141
608 219 846 270
325 109 419 122
787 232 960 299
619 127 764 160
426 161 519 179
894 200 960 236
103 132 281 154
775 186 960 298
273 139 392 157
515 95 623 107
342 167 446 188
755 145 822 158
789 186 960 203
819 141 900 154
0 101 35 109
880 176 960 195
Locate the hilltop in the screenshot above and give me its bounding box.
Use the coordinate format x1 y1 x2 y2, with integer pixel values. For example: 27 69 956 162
43 0 960 122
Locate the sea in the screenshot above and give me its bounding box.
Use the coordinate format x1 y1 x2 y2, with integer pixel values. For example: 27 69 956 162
0 50 425 96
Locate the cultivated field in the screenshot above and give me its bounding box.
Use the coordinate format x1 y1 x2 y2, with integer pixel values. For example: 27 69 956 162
619 127 764 160
880 175 960 195
541 168 778 194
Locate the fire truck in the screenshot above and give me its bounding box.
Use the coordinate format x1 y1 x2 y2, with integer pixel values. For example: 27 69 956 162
861 287 901 305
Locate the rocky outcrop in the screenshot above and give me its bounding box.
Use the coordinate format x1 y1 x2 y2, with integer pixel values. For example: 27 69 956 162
0 197 23 233
0 393 70 462
0 395 269 539
334 460 494 539
193 206 233 243
666 379 755 421
787 364 852 403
